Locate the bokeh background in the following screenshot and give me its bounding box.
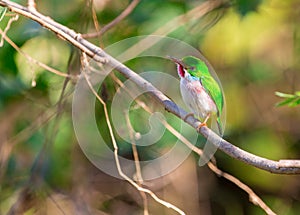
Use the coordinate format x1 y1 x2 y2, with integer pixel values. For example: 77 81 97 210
0 0 300 214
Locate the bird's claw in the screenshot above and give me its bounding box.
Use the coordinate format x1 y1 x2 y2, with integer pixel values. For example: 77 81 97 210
197 114 210 131
197 122 207 131
183 112 194 121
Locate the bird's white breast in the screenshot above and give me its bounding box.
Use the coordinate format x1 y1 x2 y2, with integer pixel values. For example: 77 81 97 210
180 77 217 119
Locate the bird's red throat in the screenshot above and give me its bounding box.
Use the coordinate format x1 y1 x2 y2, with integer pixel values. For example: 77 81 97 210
177 64 185 78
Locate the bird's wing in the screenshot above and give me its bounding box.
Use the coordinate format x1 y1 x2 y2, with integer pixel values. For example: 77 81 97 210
201 75 224 134
200 75 223 117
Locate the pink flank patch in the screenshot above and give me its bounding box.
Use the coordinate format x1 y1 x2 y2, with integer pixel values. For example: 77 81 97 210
196 86 203 93
193 82 204 93
177 64 185 78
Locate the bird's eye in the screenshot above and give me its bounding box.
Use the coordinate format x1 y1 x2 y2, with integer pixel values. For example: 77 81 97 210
189 66 195 71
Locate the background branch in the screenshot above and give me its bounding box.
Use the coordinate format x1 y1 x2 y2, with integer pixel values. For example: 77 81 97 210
1 0 299 175
82 0 140 38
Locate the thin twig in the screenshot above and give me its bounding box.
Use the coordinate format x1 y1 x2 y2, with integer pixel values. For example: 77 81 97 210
82 0 140 38
125 111 149 215
27 0 36 11
81 54 185 215
207 162 276 215
0 28 76 80
124 111 144 183
0 13 18 46
117 0 223 60
90 0 101 34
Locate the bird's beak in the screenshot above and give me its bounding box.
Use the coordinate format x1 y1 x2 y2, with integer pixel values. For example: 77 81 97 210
167 56 185 67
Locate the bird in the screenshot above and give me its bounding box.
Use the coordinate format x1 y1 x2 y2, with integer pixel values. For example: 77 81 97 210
170 56 224 134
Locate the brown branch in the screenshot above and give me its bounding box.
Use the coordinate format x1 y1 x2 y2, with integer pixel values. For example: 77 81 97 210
125 111 149 215
0 0 299 178
90 0 101 35
82 0 140 38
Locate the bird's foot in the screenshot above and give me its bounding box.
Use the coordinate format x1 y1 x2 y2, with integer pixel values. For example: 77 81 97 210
183 112 194 121
197 122 207 131
197 114 210 131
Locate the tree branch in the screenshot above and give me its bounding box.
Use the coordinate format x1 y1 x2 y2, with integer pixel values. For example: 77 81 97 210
82 0 140 38
1 0 299 174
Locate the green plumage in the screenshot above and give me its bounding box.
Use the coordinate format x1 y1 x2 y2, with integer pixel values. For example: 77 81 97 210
181 56 224 133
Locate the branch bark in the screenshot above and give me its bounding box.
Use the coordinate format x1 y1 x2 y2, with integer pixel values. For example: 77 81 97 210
1 0 300 174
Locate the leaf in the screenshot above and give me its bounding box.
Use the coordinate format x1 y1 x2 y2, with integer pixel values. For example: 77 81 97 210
275 91 300 107
289 98 300 107
275 97 296 107
0 6 7 22
275 91 296 99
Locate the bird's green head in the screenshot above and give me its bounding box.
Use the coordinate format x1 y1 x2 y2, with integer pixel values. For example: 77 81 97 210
170 56 210 79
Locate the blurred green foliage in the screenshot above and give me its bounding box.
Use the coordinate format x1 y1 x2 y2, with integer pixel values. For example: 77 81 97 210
275 91 300 107
0 0 300 214
234 0 262 16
